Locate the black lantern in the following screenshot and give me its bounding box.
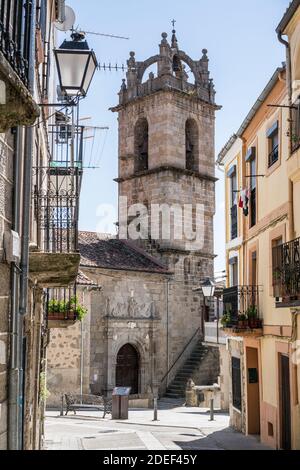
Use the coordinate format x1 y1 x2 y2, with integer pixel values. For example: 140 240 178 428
54 32 98 97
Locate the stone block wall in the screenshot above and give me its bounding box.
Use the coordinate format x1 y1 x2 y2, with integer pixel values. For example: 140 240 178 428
118 90 215 179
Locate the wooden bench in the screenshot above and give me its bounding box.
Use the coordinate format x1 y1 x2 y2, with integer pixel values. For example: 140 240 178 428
62 394 112 418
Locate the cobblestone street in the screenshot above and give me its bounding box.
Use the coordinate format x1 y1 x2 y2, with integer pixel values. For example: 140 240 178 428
45 401 272 451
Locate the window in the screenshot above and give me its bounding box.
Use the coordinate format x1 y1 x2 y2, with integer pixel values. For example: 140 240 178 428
134 118 149 172
267 121 279 168
250 155 257 228
251 251 257 286
291 101 300 153
185 119 199 171
229 256 238 287
0 0 33 86
232 357 242 411
228 166 238 240
272 237 283 298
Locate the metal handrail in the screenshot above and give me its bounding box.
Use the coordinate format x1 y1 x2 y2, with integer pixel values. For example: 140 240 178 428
160 327 201 384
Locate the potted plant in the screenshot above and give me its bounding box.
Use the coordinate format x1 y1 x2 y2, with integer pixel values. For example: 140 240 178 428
246 305 258 329
238 314 248 329
221 311 232 328
48 296 88 321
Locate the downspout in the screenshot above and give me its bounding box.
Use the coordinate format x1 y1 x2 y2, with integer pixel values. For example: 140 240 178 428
18 0 37 449
8 127 23 450
277 30 295 242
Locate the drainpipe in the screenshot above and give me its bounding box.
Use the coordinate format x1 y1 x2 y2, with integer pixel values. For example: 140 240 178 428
18 0 37 449
277 31 295 241
8 127 22 450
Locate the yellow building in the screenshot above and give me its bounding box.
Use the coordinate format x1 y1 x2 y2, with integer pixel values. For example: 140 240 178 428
217 0 300 450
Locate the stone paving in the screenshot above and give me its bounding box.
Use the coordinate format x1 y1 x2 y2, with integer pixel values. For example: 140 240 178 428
44 400 272 451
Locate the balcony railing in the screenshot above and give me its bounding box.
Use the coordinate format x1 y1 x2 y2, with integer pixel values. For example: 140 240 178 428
272 237 300 306
268 145 279 168
0 0 33 87
291 104 300 154
33 120 84 254
231 204 238 240
222 285 262 329
46 286 80 327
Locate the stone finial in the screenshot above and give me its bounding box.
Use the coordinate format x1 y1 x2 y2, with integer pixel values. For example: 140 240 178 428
201 48 208 60
161 32 168 45
149 72 154 80
120 79 127 91
171 29 178 49
128 51 136 68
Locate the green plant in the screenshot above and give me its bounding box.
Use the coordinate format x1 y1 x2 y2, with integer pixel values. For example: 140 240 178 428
246 305 258 319
39 372 50 403
48 296 88 322
221 311 232 327
75 303 88 321
239 314 247 322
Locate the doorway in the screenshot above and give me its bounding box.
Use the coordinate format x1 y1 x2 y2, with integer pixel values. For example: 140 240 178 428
116 344 139 395
279 354 292 450
246 347 260 435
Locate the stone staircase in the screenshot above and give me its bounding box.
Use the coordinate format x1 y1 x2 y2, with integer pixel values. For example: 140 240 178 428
164 342 220 399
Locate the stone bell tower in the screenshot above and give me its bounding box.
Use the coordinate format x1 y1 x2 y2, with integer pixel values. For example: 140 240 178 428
111 29 219 351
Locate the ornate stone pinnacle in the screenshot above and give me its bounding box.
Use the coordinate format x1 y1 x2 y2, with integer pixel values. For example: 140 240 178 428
202 49 208 59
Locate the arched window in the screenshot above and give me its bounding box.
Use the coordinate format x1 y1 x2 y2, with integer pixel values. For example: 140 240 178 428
134 118 149 172
185 119 199 171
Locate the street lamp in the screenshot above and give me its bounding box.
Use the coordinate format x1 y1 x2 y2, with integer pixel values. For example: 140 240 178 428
201 278 216 300
54 32 98 98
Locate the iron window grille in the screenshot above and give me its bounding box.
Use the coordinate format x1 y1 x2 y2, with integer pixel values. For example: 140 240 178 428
272 237 300 302
291 102 300 154
0 0 33 87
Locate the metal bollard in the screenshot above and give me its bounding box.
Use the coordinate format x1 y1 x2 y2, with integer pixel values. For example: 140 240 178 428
153 397 158 421
60 395 64 416
209 398 214 421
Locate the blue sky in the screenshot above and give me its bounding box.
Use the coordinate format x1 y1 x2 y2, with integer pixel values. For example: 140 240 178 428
62 0 290 273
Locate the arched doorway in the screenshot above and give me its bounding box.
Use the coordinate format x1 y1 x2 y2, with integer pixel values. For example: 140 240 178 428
116 344 139 394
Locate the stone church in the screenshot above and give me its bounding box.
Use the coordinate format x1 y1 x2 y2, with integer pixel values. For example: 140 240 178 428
47 29 219 405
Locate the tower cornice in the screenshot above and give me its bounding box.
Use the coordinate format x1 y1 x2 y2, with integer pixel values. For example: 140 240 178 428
114 165 218 184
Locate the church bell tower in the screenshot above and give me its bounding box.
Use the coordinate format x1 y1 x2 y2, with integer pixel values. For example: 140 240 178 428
112 28 219 342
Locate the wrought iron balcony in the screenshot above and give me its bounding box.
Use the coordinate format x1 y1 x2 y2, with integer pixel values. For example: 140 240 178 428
291 104 300 154
272 237 300 307
30 119 84 287
222 285 263 336
0 0 39 130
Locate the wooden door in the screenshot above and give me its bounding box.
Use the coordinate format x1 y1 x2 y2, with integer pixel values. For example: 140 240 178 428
280 354 292 450
116 344 139 395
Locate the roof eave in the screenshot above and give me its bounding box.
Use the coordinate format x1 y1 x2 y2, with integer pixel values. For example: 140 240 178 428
276 0 300 34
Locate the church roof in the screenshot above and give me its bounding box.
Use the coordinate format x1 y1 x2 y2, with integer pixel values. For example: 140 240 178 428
78 232 171 275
